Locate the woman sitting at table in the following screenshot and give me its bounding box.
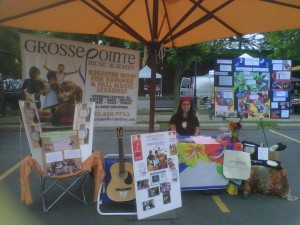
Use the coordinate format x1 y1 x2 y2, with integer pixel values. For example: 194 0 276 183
169 97 200 136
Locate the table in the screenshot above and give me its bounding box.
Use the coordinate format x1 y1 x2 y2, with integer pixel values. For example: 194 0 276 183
177 136 243 190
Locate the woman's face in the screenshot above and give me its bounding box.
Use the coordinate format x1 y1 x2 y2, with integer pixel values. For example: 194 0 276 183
181 101 191 113
60 87 73 102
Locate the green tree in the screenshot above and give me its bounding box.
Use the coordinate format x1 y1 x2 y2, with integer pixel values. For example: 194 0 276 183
165 44 209 109
263 29 300 66
0 27 22 79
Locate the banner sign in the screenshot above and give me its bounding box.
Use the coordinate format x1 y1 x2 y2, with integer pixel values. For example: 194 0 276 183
20 33 140 126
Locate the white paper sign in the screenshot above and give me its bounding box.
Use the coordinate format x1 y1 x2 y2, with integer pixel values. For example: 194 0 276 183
45 151 63 163
257 147 269 160
223 150 251 180
219 76 232 86
64 149 81 159
220 64 232 72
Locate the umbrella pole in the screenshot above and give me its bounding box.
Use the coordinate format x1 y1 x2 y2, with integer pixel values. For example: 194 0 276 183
149 47 157 133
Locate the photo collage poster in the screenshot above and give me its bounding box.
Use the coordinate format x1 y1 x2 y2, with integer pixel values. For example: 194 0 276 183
233 57 271 119
131 131 181 220
40 130 82 177
215 57 291 119
214 59 236 118
270 60 292 119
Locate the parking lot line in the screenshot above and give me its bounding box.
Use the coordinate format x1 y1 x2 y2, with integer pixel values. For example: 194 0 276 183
0 161 21 182
269 130 300 144
211 195 230 213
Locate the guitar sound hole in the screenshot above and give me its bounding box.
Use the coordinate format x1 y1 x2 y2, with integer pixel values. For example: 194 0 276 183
119 171 133 185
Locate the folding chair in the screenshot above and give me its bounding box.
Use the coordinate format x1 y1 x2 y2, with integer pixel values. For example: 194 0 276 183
97 154 137 215
40 171 88 212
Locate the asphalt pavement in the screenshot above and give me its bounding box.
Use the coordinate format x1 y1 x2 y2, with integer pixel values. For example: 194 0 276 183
1 128 300 225
1 97 300 225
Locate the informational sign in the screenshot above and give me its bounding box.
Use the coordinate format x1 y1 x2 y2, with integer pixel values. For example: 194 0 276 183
270 60 292 119
131 131 182 220
40 130 82 176
19 100 95 172
20 33 140 127
214 57 291 119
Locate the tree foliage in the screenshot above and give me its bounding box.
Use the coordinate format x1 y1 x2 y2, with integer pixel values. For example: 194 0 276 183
263 29 300 65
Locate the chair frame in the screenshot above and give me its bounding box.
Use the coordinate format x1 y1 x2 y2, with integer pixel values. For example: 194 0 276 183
40 171 88 212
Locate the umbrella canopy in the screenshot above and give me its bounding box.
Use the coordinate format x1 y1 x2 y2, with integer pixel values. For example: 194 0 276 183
139 65 161 79
1 0 300 132
1 1 300 47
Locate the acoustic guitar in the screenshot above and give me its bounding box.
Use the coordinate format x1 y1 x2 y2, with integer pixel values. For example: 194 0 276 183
106 127 135 202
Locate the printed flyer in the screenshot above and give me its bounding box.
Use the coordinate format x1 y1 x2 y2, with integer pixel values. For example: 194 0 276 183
40 130 82 176
131 131 181 220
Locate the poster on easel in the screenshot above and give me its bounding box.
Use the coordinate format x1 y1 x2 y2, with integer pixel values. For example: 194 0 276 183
270 60 292 119
131 131 181 220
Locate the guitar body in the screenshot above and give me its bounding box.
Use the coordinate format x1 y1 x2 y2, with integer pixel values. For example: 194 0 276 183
107 161 135 202
106 127 135 202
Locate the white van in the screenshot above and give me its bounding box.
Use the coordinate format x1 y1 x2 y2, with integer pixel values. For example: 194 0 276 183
180 70 214 101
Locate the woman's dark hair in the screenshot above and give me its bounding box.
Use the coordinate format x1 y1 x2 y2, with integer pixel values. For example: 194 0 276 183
173 99 196 131
29 66 40 79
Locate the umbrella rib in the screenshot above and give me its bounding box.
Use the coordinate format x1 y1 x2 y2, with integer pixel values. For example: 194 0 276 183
160 0 205 46
96 0 135 36
191 0 242 36
163 0 234 45
152 0 159 41
90 0 148 45
261 0 300 9
161 0 175 47
0 0 75 24
145 0 154 42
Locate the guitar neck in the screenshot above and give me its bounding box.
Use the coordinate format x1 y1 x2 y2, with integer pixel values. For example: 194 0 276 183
118 137 125 173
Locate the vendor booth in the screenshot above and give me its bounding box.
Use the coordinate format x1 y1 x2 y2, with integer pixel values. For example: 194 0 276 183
139 65 162 97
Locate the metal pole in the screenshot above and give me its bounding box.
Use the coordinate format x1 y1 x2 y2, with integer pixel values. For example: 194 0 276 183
193 61 197 113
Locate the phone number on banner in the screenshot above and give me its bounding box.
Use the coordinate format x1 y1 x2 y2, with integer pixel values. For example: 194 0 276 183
95 112 130 117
